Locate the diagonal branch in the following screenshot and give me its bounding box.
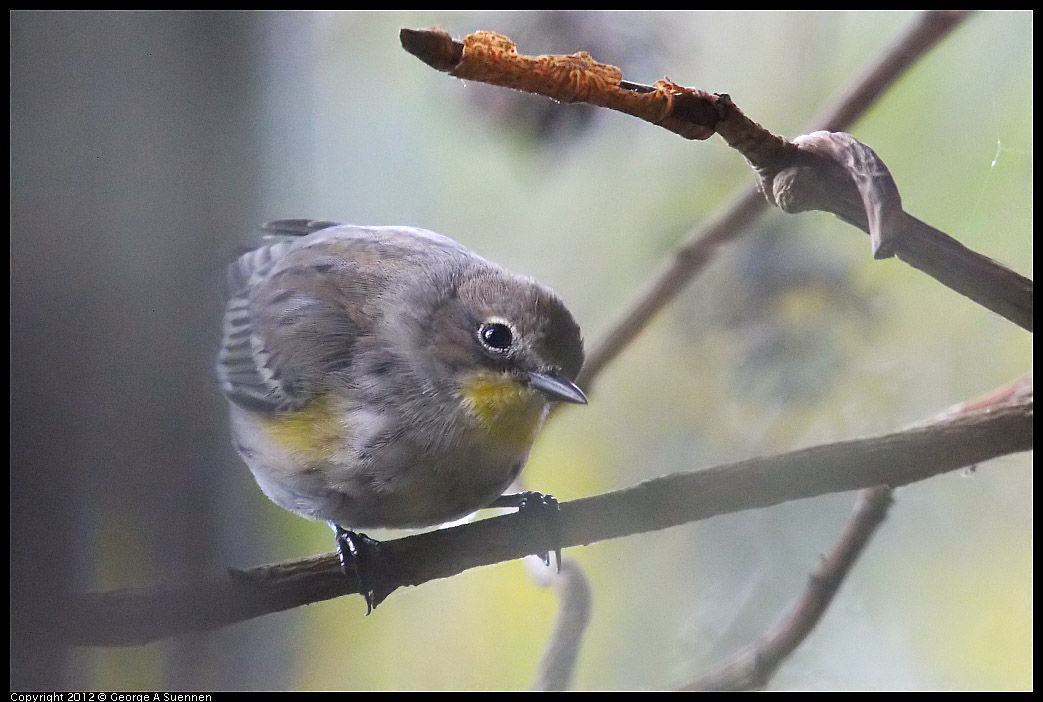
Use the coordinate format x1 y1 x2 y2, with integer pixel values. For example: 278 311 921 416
763 130 1032 330
677 373 1033 691
62 389 1031 647
402 11 1032 393
678 486 894 691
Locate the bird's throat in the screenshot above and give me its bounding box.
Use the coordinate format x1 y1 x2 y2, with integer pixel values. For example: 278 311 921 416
459 372 545 448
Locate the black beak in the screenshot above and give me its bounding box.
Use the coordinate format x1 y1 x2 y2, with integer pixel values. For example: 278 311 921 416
528 370 588 405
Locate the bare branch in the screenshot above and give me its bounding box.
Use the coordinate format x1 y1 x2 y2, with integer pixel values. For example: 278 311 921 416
400 11 975 148
805 11 974 132
62 390 1031 647
763 131 1033 330
569 11 1013 386
413 11 1023 391
677 373 1032 691
679 486 894 691
529 558 593 691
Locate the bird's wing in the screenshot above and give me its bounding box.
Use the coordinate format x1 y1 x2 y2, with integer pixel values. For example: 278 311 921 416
218 220 358 413
217 221 476 413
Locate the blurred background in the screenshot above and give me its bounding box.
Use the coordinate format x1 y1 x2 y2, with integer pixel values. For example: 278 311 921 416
10 10 1031 691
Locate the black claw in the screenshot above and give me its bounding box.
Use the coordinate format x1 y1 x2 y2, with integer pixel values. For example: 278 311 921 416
333 524 387 614
492 491 563 573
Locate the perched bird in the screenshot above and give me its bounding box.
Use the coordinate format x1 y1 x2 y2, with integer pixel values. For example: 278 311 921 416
217 220 586 610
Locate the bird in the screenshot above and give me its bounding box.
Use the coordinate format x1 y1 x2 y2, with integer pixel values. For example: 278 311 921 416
217 219 586 611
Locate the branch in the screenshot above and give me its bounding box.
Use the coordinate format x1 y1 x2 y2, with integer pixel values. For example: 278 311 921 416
529 558 593 691
63 391 1031 647
679 486 894 691
763 130 1033 330
804 11 975 133
677 373 1032 690
402 11 1031 393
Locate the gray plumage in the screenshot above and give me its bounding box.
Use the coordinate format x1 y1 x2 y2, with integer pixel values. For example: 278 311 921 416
217 220 584 529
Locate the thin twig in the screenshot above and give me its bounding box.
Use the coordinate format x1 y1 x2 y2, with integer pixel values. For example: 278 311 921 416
529 558 593 691
574 10 1027 386
679 486 894 691
557 11 996 385
805 11 975 133
678 373 1032 690
62 390 1031 647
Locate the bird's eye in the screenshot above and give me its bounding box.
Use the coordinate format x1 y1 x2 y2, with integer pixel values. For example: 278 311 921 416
478 321 514 351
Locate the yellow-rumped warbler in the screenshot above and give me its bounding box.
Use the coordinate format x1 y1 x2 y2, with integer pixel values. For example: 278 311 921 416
217 219 586 610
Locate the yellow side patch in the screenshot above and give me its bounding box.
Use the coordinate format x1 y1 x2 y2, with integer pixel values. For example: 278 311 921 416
256 394 342 462
460 372 545 448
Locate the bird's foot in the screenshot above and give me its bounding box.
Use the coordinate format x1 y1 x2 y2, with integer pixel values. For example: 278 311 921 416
492 491 562 573
332 524 390 614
